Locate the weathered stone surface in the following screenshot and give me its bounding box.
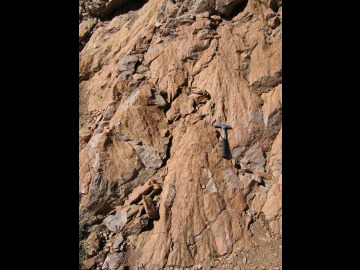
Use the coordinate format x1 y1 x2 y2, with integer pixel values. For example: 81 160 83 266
215 0 246 16
141 195 158 219
103 210 128 232
79 18 98 42
79 123 93 142
240 148 266 173
79 0 282 268
112 233 124 249
118 55 139 72
102 253 123 270
82 257 96 269
136 64 150 74
123 214 149 236
153 94 167 107
261 84 282 128
125 183 153 205
81 0 131 18
85 232 100 256
262 174 282 220
117 204 141 218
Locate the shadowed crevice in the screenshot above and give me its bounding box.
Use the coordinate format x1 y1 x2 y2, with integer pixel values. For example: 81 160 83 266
101 0 149 21
224 0 248 20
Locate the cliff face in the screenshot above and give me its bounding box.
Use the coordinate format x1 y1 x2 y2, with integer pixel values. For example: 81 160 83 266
79 0 282 269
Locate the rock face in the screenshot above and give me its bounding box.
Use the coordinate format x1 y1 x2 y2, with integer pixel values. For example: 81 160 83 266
79 0 282 269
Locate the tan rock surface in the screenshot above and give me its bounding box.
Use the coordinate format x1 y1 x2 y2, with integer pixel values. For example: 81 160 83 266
79 0 282 269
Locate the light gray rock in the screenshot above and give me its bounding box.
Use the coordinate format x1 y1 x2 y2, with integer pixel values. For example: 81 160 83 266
119 70 133 80
103 102 119 121
112 234 124 249
154 22 162 28
118 55 139 72
136 65 149 74
193 0 215 14
103 210 128 232
154 94 167 107
206 180 218 193
102 253 123 270
240 148 266 172
223 166 243 192
133 144 165 169
132 73 145 81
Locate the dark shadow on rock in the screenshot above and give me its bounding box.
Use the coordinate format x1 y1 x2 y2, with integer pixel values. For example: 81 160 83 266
224 0 248 20
102 0 149 21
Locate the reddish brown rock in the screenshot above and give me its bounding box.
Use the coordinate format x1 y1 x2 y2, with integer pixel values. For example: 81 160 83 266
79 0 282 268
85 232 100 256
125 183 153 205
82 257 96 269
141 195 158 219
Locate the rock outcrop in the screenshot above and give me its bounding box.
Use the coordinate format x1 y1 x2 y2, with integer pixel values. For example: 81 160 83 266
79 0 282 269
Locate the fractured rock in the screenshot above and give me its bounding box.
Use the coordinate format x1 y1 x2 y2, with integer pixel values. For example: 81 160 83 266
123 214 149 236
262 178 282 220
192 39 211 52
153 94 167 108
102 210 128 233
112 233 124 249
79 18 98 42
85 232 100 256
215 0 247 16
102 253 123 270
136 65 149 74
132 73 146 81
240 148 266 173
117 204 141 219
82 257 96 269
141 195 158 219
79 123 92 138
79 0 282 267
125 183 153 205
83 0 131 18
148 183 162 197
118 55 139 73
135 205 144 218
103 102 118 121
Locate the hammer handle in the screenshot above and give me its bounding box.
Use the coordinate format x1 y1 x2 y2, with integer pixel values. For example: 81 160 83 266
222 138 226 157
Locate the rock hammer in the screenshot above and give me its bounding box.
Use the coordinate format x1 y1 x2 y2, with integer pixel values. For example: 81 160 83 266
213 124 232 157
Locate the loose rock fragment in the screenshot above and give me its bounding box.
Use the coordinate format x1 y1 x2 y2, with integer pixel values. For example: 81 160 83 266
125 183 153 205
102 210 128 233
141 195 159 219
112 234 124 249
102 253 123 270
85 232 100 256
82 257 96 269
123 214 149 236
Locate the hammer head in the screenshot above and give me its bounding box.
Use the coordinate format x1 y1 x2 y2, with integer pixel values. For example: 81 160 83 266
213 124 232 130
